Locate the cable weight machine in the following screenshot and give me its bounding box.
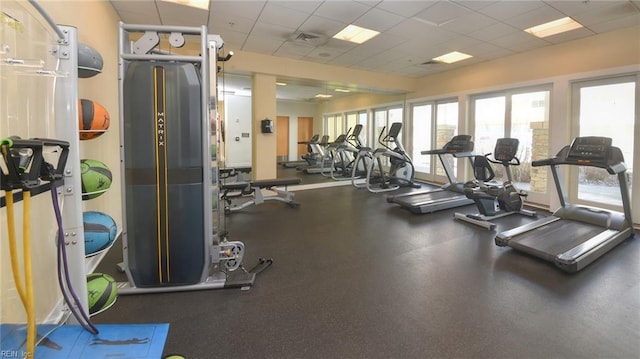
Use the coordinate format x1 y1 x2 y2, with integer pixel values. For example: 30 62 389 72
117 23 266 294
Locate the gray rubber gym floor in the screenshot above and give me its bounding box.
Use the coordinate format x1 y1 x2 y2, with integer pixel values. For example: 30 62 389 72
95 179 640 359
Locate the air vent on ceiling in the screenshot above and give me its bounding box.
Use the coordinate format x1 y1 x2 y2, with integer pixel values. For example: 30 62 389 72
289 31 328 47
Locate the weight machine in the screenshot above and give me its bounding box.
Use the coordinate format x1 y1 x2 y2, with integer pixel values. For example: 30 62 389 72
117 23 265 294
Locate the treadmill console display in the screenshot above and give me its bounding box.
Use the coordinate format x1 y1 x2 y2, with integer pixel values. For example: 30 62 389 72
567 136 612 162
444 135 473 153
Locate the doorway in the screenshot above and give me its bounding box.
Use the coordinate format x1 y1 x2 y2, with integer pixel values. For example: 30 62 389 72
297 117 313 159
277 116 289 162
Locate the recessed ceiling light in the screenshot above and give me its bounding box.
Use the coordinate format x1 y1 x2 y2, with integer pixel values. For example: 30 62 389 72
159 0 209 10
334 89 351 93
276 82 287 86
525 17 583 38
315 94 333 98
333 25 380 44
432 51 473 64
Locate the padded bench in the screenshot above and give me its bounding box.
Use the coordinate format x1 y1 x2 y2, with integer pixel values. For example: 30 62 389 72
220 177 301 213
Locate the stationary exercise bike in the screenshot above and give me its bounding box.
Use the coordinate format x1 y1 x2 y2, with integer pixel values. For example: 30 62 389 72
454 138 536 230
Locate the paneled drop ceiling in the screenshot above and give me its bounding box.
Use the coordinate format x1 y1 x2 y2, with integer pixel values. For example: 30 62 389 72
110 0 640 100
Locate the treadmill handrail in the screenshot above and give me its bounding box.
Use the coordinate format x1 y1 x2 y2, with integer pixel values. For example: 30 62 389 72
420 149 474 158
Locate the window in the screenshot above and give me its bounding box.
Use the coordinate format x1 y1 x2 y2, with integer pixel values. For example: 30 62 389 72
435 101 460 178
471 86 550 199
411 103 432 174
410 99 459 180
346 110 368 145
572 75 636 207
371 105 404 167
324 113 343 142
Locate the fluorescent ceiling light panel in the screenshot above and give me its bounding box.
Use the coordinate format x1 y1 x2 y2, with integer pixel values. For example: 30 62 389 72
160 0 209 10
525 17 583 38
276 82 287 86
315 94 333 98
432 51 472 64
334 89 351 93
333 25 380 44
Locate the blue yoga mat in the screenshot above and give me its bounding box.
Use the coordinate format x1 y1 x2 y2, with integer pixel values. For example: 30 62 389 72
1 323 169 358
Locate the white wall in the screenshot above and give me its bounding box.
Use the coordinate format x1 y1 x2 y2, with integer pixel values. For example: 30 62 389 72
224 95 252 167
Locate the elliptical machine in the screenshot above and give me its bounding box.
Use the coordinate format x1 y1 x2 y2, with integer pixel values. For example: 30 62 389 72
357 122 420 193
454 138 536 230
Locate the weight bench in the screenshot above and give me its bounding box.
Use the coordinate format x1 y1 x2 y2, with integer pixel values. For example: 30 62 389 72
219 166 252 182
220 177 301 213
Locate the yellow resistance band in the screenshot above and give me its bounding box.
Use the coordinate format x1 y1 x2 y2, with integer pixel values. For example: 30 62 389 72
5 190 36 358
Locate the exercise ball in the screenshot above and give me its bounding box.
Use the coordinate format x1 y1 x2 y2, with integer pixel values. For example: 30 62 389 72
80 159 112 200
86 272 117 315
78 99 110 140
78 43 103 78
83 211 117 256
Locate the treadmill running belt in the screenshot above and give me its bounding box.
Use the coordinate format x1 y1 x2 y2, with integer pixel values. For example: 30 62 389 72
509 220 607 261
392 190 459 206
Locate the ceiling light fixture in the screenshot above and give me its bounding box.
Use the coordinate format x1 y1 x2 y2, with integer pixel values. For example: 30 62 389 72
314 94 333 98
432 51 473 64
524 17 583 38
334 89 351 93
159 0 209 10
333 25 380 44
276 82 287 86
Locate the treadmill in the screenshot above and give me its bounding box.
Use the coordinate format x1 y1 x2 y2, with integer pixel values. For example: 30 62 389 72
387 134 475 214
495 136 634 272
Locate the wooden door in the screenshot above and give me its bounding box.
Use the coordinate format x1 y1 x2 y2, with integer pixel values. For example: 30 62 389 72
297 116 314 157
276 116 289 161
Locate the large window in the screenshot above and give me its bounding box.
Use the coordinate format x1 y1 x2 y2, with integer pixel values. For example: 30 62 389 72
572 75 636 207
471 87 550 198
411 103 432 174
410 99 459 180
346 110 368 146
324 113 343 142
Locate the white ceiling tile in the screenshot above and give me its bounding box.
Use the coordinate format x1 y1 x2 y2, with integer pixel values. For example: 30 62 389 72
386 18 437 39
251 20 299 39
451 0 499 12
478 1 545 21
243 35 286 54
503 4 567 30
543 26 595 44
413 1 472 26
313 1 373 24
439 12 497 35
209 1 266 20
587 13 640 33
271 0 323 14
328 52 366 67
115 9 162 26
209 13 256 34
156 1 209 26
545 0 620 18
571 2 640 26
272 42 312 58
375 1 435 17
353 7 405 32
463 41 514 59
491 31 549 52
213 29 250 50
467 22 520 41
258 3 312 29
298 15 350 37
